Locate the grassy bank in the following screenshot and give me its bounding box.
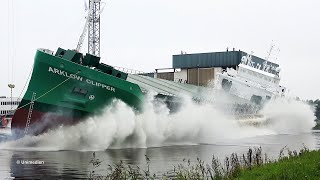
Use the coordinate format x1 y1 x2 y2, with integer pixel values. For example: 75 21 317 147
88 147 320 179
236 149 320 179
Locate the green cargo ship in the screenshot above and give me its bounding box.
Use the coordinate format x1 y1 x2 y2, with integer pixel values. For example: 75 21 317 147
11 48 147 137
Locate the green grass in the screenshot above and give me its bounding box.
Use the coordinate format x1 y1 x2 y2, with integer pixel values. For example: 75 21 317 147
235 150 320 180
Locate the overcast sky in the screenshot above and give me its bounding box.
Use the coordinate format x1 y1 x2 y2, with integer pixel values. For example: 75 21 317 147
0 0 319 100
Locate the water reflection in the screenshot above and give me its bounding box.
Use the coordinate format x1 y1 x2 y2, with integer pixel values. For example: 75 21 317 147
9 151 90 179
0 132 319 179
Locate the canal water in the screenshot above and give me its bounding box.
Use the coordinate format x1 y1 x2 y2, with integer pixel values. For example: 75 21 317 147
0 98 318 179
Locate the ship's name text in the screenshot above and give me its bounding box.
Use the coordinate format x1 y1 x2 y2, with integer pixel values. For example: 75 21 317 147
48 67 116 92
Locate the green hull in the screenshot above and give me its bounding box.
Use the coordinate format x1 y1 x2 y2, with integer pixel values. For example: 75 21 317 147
12 48 144 137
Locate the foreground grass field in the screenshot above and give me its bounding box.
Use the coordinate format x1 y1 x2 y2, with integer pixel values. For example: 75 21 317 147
88 147 320 179
236 149 320 180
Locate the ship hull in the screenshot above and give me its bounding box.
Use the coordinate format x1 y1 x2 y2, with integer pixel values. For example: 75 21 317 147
12 49 144 138
11 100 89 137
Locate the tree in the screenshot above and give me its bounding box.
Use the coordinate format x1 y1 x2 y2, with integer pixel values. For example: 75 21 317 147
315 99 320 120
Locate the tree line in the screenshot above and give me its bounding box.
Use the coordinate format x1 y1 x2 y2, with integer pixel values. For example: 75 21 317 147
307 99 320 129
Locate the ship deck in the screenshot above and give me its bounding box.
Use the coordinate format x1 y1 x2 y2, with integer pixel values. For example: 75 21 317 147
127 74 209 97
127 74 251 104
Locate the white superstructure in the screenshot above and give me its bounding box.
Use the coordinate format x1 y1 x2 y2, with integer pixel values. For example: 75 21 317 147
0 96 21 131
215 54 286 105
0 96 21 116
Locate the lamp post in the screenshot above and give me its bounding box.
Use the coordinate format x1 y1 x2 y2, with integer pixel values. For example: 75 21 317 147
8 84 15 110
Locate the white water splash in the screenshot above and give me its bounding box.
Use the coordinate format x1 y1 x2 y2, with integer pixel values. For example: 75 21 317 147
0 95 316 151
261 98 316 134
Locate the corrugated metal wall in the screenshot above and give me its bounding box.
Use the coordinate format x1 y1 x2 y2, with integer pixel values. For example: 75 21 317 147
187 68 215 86
173 51 241 69
157 72 174 81
172 51 278 69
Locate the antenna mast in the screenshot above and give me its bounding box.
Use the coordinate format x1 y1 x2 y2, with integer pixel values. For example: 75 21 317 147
88 0 101 57
266 44 274 61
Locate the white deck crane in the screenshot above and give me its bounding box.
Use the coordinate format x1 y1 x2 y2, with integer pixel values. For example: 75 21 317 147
76 0 106 57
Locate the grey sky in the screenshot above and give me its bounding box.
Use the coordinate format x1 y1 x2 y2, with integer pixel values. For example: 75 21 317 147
0 0 319 100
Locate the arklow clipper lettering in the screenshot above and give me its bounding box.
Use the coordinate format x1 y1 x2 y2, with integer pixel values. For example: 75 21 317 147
48 67 83 81
48 67 116 92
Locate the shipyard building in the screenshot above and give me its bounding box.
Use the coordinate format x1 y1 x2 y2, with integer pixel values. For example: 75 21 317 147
155 49 278 87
